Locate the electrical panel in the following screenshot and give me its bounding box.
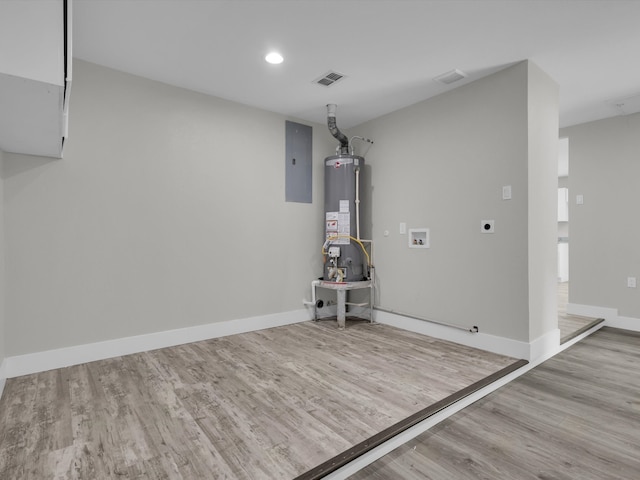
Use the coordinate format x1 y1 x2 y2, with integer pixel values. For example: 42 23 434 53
285 121 312 203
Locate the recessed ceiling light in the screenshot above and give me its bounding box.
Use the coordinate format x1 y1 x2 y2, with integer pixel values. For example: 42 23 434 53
265 52 284 64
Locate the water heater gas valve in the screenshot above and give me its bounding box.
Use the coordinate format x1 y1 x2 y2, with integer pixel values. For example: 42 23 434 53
328 246 341 258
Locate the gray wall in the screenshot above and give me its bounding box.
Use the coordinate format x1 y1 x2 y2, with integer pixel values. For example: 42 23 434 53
355 61 557 342
2 58 562 358
0 148 5 367
561 113 640 320
3 60 334 356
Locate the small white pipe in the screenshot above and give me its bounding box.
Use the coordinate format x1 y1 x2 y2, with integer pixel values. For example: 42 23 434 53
303 279 321 306
355 167 361 240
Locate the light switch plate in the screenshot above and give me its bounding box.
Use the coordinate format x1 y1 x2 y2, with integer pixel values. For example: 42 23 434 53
502 185 512 200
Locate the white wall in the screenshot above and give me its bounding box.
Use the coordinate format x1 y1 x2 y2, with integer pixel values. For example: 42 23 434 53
356 61 553 343
3 60 333 356
526 62 559 341
0 148 5 390
561 113 640 322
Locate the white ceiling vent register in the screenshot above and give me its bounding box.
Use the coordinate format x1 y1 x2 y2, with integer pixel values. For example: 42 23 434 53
434 69 467 85
314 71 346 87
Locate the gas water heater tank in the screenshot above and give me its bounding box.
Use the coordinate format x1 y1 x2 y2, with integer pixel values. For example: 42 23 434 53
323 154 366 282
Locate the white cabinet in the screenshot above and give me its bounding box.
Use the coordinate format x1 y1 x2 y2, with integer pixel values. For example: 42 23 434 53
0 0 72 158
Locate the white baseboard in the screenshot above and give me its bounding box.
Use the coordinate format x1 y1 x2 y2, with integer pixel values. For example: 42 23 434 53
567 303 618 321
529 328 561 362
373 309 555 361
567 303 640 332
4 309 311 379
5 303 633 383
608 315 640 332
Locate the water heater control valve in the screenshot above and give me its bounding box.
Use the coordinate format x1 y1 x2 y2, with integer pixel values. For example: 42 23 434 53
328 246 341 258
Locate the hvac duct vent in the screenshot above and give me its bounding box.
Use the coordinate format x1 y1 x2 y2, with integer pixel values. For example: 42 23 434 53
609 93 640 115
434 69 467 85
314 71 346 87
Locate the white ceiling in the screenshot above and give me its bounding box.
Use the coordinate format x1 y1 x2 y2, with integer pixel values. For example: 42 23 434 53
73 0 640 129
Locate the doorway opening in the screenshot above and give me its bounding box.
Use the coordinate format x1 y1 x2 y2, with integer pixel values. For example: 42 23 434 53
557 137 569 316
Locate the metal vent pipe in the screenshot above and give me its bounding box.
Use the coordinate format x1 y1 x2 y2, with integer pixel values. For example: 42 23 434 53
326 104 349 155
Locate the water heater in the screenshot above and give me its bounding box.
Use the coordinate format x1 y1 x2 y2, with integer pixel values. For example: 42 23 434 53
322 104 372 282
323 153 366 281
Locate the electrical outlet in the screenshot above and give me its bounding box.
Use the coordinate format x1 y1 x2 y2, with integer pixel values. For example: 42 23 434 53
502 185 512 200
481 220 495 233
628 277 637 288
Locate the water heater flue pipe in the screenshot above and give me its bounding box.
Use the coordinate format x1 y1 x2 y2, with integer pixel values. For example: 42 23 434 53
326 104 349 155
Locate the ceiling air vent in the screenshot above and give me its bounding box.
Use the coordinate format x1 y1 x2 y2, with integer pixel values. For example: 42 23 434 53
314 71 346 87
609 93 640 115
434 69 467 85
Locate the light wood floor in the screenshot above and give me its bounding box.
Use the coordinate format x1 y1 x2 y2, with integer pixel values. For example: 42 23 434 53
0 320 518 480
349 327 640 479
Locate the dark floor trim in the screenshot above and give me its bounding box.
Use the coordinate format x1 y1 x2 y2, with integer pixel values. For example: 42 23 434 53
560 317 605 344
294 358 529 480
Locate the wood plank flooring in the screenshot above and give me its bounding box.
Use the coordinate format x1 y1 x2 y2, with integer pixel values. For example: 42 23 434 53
557 281 603 343
349 327 640 480
0 320 518 480
559 315 603 343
